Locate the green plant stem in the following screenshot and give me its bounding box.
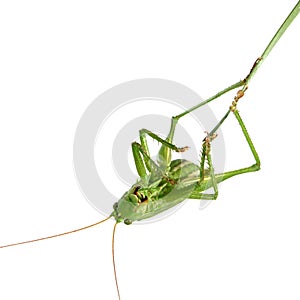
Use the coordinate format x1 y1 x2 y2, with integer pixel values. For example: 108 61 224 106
243 1 300 89
178 1 300 119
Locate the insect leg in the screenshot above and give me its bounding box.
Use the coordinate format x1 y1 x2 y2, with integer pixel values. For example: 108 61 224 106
190 104 261 199
139 128 189 168
174 81 244 120
216 109 260 181
206 88 248 137
132 127 187 177
131 141 159 178
138 127 154 172
189 136 219 200
151 81 244 173
139 129 188 152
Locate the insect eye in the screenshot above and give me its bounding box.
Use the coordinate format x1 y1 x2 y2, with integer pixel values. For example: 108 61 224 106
124 219 132 225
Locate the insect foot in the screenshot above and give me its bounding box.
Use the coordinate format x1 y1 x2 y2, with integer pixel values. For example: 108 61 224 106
229 89 246 112
177 146 189 152
203 131 218 155
204 131 218 143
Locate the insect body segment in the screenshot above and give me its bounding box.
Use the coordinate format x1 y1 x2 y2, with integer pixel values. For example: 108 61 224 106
112 159 200 224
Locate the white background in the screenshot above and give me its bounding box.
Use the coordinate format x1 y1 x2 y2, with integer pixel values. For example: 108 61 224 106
1 1 300 300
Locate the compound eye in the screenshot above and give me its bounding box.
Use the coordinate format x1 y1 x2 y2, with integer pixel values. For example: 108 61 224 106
124 219 132 225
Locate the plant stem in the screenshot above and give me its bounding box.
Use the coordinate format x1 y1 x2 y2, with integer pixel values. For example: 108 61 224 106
177 1 300 119
243 1 300 89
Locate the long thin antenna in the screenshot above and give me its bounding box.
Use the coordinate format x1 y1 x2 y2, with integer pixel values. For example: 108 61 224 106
112 222 121 300
0 216 111 249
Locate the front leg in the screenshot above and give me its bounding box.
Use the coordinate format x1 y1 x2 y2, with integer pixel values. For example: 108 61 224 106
131 142 159 179
139 128 188 169
132 128 189 180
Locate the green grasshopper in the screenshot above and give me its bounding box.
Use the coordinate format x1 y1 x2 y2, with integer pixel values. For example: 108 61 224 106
1 2 300 299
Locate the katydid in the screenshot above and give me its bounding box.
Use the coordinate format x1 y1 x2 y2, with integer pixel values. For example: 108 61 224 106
1 2 300 300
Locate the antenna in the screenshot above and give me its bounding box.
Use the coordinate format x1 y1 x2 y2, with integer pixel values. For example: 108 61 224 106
112 222 121 300
0 216 111 249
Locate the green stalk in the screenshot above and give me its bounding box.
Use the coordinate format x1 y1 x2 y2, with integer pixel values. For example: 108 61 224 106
243 1 300 89
177 1 300 119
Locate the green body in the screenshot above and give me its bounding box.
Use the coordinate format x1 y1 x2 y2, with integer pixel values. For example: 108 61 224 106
112 157 242 223
111 104 261 224
111 0 300 225
116 160 199 222
113 159 201 223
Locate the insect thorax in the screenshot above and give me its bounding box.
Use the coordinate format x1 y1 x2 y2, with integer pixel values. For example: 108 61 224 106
112 159 200 224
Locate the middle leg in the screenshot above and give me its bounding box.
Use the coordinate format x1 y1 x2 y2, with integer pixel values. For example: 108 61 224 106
189 135 219 200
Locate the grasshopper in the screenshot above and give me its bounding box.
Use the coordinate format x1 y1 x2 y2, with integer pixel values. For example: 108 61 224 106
1 1 300 299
